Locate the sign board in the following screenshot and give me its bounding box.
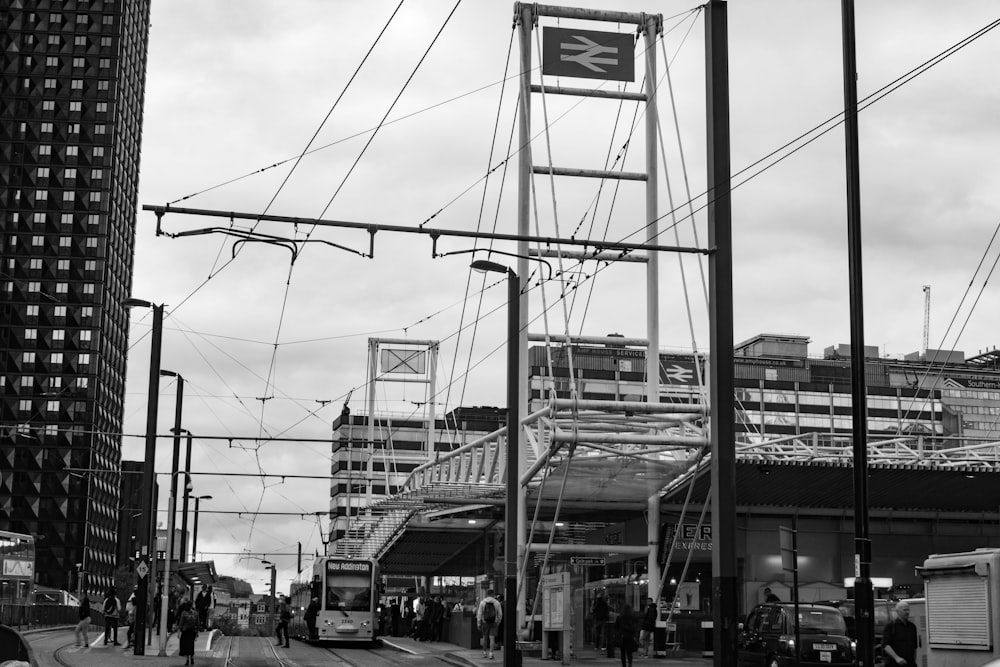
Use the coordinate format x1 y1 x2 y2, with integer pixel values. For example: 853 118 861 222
570 556 605 566
541 571 570 631
779 526 796 573
380 348 426 374
1 558 33 578
676 582 700 611
542 27 634 82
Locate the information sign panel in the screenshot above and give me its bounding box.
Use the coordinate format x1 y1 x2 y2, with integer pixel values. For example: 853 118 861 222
542 27 634 82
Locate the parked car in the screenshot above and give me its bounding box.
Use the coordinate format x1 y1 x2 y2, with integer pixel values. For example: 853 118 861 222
737 602 855 666
814 599 896 662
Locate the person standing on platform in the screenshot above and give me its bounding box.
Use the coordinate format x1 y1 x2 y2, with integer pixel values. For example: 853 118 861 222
304 596 320 641
275 595 291 648
883 600 918 667
640 597 656 658
477 589 502 660
194 585 211 631
102 588 121 645
592 593 610 651
124 591 137 649
75 595 92 648
389 598 401 637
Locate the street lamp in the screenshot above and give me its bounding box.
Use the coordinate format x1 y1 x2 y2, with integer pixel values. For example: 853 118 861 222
471 259 519 667
262 560 277 637
123 297 163 656
191 495 212 561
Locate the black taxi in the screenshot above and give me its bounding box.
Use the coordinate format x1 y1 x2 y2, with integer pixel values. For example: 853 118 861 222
737 602 855 666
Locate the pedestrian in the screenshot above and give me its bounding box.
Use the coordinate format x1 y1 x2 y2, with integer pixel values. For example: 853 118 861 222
102 587 121 645
494 594 504 649
592 592 610 650
206 586 216 630
75 595 92 647
764 587 780 602
614 603 640 667
153 585 163 634
125 591 137 649
304 596 320 641
276 595 292 648
389 598 401 637
883 600 918 667
194 585 211 631
640 597 656 658
477 588 502 660
178 600 199 666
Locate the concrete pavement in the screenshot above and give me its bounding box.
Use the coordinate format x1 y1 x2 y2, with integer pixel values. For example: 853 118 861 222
21 627 712 667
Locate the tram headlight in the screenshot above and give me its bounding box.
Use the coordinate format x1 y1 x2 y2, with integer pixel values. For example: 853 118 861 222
361 620 370 628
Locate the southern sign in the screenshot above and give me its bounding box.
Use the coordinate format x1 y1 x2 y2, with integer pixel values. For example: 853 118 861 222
542 27 635 82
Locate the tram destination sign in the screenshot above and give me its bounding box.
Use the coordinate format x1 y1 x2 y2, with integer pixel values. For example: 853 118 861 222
542 27 634 82
327 560 372 573
570 556 606 566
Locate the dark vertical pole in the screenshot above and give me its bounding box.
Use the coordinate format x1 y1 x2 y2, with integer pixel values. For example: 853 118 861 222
504 268 520 667
192 497 202 561
705 2 737 666
840 1 873 665
168 377 184 562
180 432 192 562
134 303 163 656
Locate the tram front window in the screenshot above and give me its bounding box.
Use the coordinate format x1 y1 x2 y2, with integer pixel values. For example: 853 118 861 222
326 574 373 612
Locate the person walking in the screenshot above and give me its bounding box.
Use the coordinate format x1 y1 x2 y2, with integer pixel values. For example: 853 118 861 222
883 600 918 667
177 601 199 666
614 603 640 667
75 595 92 648
276 595 292 648
194 585 211 631
304 596 320 641
477 588 502 660
102 588 121 645
639 597 656 658
389 598 401 637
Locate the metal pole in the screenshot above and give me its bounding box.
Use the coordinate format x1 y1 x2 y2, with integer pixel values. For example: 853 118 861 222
705 2 738 666
133 303 163 656
504 268 520 667
159 375 184 656
840 1 874 664
192 498 202 561
643 11 663 604
180 432 192 562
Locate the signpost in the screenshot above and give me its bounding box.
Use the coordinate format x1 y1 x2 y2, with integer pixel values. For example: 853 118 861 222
570 556 605 566
542 27 634 81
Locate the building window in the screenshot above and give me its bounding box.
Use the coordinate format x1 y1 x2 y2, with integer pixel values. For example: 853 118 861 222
100 36 112 48
77 14 88 24
47 35 60 46
39 145 52 155
23 352 36 363
75 36 87 47
61 213 73 225
46 401 59 413
69 101 82 112
37 167 50 178
87 214 100 226
46 56 59 67
31 236 44 246
41 122 53 133
57 260 70 272
50 352 63 364
44 78 56 89
94 124 106 134
72 57 85 68
92 146 104 157
50 13 62 23
91 169 103 180
89 192 101 202
24 328 37 340
65 167 77 178
97 81 109 91
52 329 65 341
42 100 55 111
66 146 78 156
19 400 31 412
79 353 90 365
62 192 75 202
35 191 48 201
82 284 95 295
85 238 98 248
28 282 41 292
77 377 89 389
99 58 110 69
26 305 39 317
80 307 92 318
80 330 92 341
55 282 68 294
33 213 46 224
68 123 80 134
53 306 66 318
102 15 113 24
29 259 43 270
58 237 71 248
50 377 62 390
84 260 96 272
96 102 108 113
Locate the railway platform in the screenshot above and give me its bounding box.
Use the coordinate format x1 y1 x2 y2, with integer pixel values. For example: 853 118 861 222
20 627 710 667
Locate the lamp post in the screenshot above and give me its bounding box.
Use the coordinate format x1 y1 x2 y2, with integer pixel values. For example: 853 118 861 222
191 495 212 561
262 560 277 637
123 298 163 656
471 259 519 667
180 431 193 563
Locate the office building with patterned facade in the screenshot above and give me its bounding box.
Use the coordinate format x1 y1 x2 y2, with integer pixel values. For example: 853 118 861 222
0 0 152 596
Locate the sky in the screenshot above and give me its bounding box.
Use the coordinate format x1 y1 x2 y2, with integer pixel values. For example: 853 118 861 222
123 1 1000 595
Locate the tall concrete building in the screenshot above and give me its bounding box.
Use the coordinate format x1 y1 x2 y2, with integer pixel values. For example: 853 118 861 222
0 1 152 596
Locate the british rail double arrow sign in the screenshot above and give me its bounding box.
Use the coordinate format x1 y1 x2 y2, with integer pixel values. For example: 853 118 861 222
542 27 635 82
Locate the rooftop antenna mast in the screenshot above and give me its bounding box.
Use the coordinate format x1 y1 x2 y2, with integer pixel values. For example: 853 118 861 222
922 285 931 357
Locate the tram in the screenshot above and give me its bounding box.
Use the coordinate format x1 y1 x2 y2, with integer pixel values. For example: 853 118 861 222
0 530 35 625
289 557 380 644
